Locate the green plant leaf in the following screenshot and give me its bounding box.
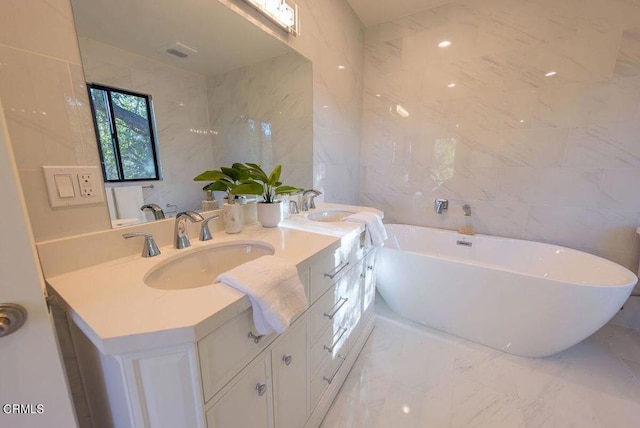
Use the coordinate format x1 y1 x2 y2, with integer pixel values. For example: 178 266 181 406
268 164 282 186
232 182 263 195
207 181 230 192
193 170 226 181
275 185 301 195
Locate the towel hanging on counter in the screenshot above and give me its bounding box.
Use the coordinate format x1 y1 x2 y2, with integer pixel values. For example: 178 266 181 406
342 211 388 246
216 255 308 335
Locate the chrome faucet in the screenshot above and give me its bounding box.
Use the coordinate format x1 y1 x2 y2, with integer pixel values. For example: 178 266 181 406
140 203 165 220
462 203 471 216
199 214 220 241
302 189 322 211
123 232 161 258
174 211 204 249
434 198 448 214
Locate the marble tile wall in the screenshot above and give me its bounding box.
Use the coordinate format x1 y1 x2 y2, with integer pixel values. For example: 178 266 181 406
0 0 111 241
361 4 640 260
79 37 215 215
220 0 365 204
360 0 640 326
206 52 313 190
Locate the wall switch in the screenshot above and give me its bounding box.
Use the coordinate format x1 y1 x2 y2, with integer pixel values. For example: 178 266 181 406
43 166 105 208
54 174 75 198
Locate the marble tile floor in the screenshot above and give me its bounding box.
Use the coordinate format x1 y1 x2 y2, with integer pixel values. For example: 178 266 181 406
321 295 640 428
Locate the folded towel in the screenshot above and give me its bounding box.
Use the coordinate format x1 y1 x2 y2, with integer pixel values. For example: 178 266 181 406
112 185 145 222
216 255 308 335
343 211 388 246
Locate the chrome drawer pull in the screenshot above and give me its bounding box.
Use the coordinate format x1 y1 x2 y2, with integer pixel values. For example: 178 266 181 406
360 272 366 279
323 355 346 385
324 261 350 279
248 331 264 344
323 297 348 320
255 383 267 396
367 265 374 271
282 355 293 366
324 327 348 353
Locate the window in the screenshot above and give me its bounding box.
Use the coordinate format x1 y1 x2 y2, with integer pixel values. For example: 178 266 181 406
87 83 161 182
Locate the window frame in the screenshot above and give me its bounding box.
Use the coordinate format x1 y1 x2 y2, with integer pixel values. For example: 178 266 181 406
87 82 162 183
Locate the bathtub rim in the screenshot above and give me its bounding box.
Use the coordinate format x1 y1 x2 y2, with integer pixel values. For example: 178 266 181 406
382 223 639 289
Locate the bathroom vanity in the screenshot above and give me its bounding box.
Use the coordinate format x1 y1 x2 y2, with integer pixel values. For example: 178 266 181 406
41 205 379 428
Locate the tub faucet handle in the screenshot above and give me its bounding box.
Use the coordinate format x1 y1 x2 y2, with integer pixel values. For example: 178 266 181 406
462 203 471 216
434 199 448 214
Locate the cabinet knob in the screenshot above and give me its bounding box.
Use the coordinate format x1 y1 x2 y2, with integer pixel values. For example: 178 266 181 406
282 355 293 366
247 331 264 344
255 383 267 396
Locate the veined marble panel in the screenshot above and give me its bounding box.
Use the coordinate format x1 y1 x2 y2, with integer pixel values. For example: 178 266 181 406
206 52 313 190
80 37 215 213
361 0 640 327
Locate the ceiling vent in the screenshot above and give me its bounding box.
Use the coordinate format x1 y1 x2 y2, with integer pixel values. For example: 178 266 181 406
160 42 198 59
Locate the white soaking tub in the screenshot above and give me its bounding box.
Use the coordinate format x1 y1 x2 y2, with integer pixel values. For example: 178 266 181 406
377 224 638 357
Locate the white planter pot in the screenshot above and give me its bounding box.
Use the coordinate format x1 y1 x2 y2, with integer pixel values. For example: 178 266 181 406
223 203 243 234
257 201 283 228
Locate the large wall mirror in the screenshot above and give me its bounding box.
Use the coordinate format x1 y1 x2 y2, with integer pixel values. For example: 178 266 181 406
70 0 313 227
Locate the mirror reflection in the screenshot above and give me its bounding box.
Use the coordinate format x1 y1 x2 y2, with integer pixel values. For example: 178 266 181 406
70 0 313 227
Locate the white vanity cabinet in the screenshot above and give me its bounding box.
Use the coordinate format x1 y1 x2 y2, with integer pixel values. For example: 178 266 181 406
205 354 272 428
63 230 376 428
271 320 308 428
200 237 376 428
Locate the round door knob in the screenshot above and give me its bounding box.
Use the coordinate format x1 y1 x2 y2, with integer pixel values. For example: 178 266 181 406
282 355 293 366
0 303 27 338
0 317 11 336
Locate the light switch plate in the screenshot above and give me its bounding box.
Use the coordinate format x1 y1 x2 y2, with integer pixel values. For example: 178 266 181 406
42 166 105 208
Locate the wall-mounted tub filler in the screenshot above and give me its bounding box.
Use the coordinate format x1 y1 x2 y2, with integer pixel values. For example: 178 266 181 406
463 203 471 216
434 198 448 214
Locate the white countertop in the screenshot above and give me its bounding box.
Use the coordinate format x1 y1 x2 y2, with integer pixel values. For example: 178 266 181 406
281 203 383 237
48 227 346 355
45 203 380 355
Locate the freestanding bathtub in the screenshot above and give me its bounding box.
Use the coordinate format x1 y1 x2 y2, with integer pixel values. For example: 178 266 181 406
377 224 638 357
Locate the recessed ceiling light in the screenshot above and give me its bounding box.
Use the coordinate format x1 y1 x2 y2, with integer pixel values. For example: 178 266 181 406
375 94 381 97
520 119 525 123
338 65 345 69
322 105 329 109
438 40 452 48
448 83 456 88
545 71 557 77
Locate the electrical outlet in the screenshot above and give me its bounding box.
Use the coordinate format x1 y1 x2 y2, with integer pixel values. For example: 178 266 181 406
42 166 105 207
78 173 95 197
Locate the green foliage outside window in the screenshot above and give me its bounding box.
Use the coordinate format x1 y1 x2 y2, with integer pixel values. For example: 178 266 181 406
88 84 160 182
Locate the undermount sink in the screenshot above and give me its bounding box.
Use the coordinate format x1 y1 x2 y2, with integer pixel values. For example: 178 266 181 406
306 210 355 223
144 241 275 290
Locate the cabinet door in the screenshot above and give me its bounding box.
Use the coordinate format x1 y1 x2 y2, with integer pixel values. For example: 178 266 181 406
272 321 308 428
206 356 271 428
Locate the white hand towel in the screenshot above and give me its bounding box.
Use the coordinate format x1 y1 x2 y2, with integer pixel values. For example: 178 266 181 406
342 211 388 246
216 255 308 335
112 185 145 222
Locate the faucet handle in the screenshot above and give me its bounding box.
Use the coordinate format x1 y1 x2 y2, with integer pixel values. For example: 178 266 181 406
123 232 161 258
200 215 220 241
289 200 299 215
140 203 165 220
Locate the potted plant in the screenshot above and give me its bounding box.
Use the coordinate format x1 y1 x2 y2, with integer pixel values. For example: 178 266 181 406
193 164 262 233
242 163 300 227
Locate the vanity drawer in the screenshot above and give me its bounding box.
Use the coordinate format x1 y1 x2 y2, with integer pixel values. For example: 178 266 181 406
198 308 275 403
310 281 350 343
310 349 347 411
310 323 351 375
310 248 349 302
